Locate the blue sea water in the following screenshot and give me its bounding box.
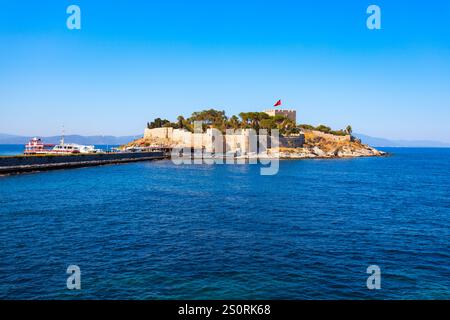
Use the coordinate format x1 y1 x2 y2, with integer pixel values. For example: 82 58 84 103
0 144 118 156
0 146 449 299
0 144 27 156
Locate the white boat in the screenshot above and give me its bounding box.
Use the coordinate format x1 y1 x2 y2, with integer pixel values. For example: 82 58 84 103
24 134 103 155
24 137 55 154
52 143 96 154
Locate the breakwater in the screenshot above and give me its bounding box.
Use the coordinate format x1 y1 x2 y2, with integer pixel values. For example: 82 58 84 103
0 151 166 175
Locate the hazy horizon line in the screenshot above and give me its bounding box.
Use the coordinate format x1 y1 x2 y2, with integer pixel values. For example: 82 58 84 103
1 132 450 146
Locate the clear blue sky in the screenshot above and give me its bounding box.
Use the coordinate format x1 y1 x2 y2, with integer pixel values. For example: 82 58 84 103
0 0 449 141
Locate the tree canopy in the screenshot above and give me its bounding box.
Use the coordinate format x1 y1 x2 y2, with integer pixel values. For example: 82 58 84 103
147 109 351 137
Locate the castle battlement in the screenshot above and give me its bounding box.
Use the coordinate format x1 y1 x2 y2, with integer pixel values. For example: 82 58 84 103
264 109 296 124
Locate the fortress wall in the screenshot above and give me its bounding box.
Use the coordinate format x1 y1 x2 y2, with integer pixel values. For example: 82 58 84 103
172 129 192 145
144 127 173 140
224 134 238 154
144 128 194 145
279 135 305 148
311 131 352 142
264 109 297 124
144 126 304 153
204 129 223 153
225 130 253 155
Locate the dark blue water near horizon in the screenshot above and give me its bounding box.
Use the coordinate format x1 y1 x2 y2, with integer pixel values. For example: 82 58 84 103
0 146 449 299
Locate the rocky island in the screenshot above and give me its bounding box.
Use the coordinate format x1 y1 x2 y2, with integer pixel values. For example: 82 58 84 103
123 108 386 159
278 129 386 159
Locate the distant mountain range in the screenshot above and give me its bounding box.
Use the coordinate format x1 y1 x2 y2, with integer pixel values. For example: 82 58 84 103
1 132 449 147
354 133 450 148
0 133 141 145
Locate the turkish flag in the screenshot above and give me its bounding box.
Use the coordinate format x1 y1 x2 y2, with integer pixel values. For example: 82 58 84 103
274 99 282 107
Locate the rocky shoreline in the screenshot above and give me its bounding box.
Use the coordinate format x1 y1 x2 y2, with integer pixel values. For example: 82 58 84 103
124 125 387 161
275 144 386 159
263 129 387 159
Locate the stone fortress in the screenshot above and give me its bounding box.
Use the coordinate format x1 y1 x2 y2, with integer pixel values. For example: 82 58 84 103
143 109 305 156
263 109 296 122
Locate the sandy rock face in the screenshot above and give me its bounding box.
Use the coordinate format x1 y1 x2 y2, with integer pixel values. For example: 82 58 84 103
280 145 386 159
312 146 326 157
278 131 386 159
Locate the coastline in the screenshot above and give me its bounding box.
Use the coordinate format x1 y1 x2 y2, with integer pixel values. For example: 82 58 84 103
279 153 390 160
0 151 166 176
0 134 387 176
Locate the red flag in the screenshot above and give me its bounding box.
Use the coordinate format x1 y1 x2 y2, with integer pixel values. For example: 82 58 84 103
274 99 282 107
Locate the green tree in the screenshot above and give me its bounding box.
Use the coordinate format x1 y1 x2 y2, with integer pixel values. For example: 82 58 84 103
188 109 228 131
260 118 276 130
299 124 315 130
177 116 185 129
345 125 353 135
228 115 241 130
238 112 250 128
148 118 172 129
315 125 332 133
